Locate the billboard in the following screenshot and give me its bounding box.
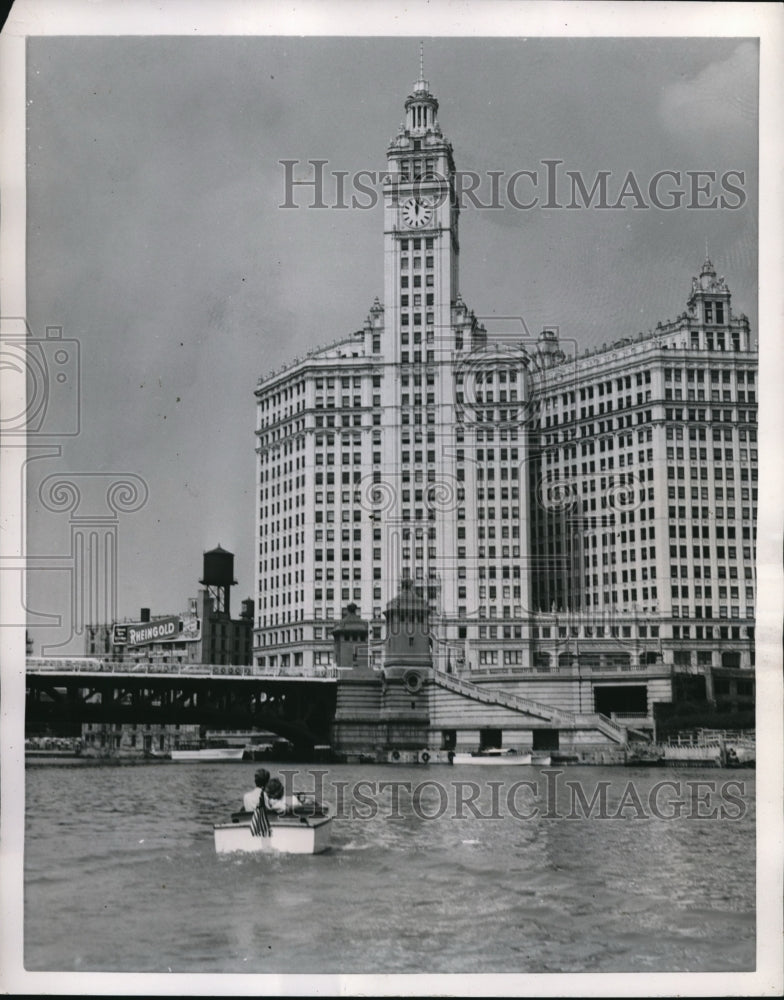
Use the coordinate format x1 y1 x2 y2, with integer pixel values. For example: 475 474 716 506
112 616 201 647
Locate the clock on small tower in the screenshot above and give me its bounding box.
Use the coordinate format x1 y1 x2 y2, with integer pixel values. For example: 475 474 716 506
401 196 433 229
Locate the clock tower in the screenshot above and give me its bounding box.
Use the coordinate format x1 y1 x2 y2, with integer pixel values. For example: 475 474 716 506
377 53 470 639
383 56 459 364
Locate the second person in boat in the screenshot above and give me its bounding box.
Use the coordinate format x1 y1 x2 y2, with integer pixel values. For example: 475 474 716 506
264 777 296 815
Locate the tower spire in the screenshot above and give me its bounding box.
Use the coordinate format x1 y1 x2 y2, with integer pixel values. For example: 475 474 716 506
404 43 438 132
700 237 715 279
413 39 429 94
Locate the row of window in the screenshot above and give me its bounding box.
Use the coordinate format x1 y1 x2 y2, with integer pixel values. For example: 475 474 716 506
313 395 365 409
314 413 367 428
258 379 306 411
314 588 364 601
399 237 435 251
400 294 435 308
583 560 658 579
664 408 756 423
664 389 755 402
672 606 753 619
542 388 757 423
464 420 756 457
257 355 754 416
253 619 753 648
669 507 756 523
665 542 755 564
671 624 752 639
400 256 435 271
665 366 753 383
544 428 653 455
397 152 439 175
669 584 754 599
462 369 521 386
696 331 745 350
701 301 726 324
667 485 757 501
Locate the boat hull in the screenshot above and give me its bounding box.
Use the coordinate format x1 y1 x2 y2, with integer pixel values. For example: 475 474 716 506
451 752 532 766
214 815 332 855
172 747 246 762
661 745 722 767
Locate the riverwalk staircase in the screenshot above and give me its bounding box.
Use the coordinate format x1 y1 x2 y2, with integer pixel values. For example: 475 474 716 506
433 670 628 744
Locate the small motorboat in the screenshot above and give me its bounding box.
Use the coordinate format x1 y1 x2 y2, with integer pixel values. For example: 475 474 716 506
450 748 533 766
214 795 332 855
172 741 245 762
531 754 552 766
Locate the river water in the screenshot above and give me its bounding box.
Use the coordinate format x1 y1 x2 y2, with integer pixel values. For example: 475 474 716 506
24 761 755 974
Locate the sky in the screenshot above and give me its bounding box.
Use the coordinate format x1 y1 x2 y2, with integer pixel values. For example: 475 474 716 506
22 32 759 654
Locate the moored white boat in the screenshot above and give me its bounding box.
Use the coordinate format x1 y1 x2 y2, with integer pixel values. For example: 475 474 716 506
172 743 245 762
450 748 532 766
214 810 332 855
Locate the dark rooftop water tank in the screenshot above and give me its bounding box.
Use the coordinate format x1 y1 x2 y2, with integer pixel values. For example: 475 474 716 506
201 545 236 588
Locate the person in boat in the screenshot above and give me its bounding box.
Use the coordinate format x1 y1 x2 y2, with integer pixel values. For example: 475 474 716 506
264 777 296 815
243 768 271 812
244 769 324 818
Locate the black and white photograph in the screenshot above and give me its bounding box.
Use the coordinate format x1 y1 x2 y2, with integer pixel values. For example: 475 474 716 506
1 1 782 995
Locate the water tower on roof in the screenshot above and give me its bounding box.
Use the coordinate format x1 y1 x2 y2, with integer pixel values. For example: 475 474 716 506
200 544 237 617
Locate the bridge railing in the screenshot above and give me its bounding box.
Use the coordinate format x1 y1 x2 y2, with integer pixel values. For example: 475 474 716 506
27 657 338 679
435 668 575 724
253 664 339 679
27 656 107 672
27 658 256 676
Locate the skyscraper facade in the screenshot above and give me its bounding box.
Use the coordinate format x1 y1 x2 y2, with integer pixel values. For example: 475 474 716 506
254 67 756 719
524 260 756 721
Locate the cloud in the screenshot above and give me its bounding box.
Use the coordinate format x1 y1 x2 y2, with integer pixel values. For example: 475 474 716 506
659 41 758 138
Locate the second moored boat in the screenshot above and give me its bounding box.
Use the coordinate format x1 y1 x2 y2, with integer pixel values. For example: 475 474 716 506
449 748 551 766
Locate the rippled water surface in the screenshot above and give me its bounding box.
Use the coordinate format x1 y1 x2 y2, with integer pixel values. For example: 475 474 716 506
24 761 755 973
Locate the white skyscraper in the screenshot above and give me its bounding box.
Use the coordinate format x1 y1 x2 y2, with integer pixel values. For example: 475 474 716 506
255 65 756 728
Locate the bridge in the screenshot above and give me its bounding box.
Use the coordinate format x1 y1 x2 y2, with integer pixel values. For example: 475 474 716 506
25 658 337 750
26 655 637 756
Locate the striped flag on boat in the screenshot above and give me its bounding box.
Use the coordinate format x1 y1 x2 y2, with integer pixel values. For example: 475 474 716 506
250 800 271 838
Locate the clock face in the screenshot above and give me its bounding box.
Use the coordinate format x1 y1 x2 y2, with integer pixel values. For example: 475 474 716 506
401 196 433 228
